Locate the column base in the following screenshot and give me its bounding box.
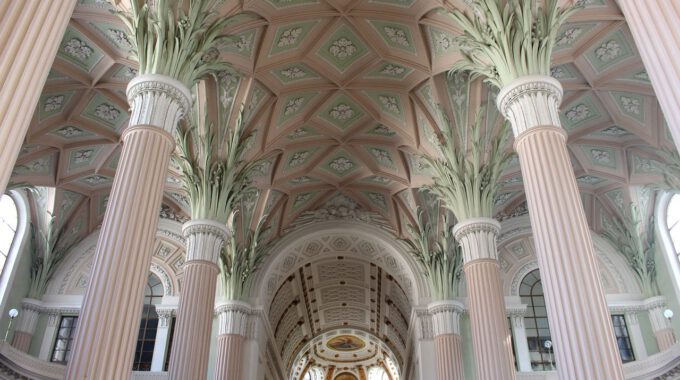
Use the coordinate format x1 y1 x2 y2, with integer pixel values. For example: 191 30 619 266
655 328 676 351
11 331 32 352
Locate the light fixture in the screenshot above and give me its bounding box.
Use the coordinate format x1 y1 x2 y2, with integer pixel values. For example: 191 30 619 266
664 309 674 320
544 340 555 370
4 308 19 342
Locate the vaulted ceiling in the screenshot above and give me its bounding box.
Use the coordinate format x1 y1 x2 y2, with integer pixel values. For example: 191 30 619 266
8 0 677 374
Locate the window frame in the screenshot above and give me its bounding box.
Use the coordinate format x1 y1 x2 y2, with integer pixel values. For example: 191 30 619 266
0 190 29 314
611 314 635 363
50 315 78 364
655 192 680 304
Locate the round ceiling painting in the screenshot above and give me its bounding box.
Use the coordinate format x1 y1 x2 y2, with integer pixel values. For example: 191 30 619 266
335 373 359 380
326 335 366 352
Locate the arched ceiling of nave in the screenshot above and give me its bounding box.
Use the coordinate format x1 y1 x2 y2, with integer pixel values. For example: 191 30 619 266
10 0 677 264
268 254 410 375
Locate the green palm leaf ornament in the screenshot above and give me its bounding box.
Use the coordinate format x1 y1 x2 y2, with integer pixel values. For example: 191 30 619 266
602 204 659 298
116 0 234 88
423 108 514 221
449 0 581 88
404 204 463 301
172 95 261 224
219 214 272 301
28 212 82 299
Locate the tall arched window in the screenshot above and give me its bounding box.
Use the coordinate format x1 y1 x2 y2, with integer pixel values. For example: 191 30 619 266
666 194 680 255
520 269 555 371
0 191 27 308
132 273 164 371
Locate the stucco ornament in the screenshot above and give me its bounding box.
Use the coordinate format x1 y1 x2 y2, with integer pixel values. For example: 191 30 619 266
116 0 234 88
219 213 272 300
601 203 659 297
422 101 513 221
173 98 261 224
403 202 462 301
449 0 581 88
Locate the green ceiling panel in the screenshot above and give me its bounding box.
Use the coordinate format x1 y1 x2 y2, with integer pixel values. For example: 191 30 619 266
82 94 127 130
270 21 319 56
58 27 104 72
317 24 369 72
368 20 417 54
319 95 365 130
585 29 636 74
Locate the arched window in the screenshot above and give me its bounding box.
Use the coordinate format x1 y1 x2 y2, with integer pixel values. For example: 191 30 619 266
0 194 18 272
666 194 680 255
0 191 27 309
132 273 164 371
520 269 555 371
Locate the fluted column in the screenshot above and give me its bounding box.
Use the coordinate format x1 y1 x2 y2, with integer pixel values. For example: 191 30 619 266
453 218 516 380
645 296 677 351
0 0 76 194
168 220 229 380
617 1 680 152
214 301 251 380
497 75 624 379
66 75 190 380
11 300 40 352
428 301 465 380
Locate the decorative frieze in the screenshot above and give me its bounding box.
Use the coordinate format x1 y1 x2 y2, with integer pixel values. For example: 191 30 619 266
215 301 253 338
496 75 563 137
183 219 231 263
126 74 192 134
428 301 464 337
452 218 501 263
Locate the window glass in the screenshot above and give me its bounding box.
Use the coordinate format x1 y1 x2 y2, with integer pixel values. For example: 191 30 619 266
667 195 680 255
611 315 635 363
132 273 164 371
0 195 18 274
51 316 78 363
520 269 555 371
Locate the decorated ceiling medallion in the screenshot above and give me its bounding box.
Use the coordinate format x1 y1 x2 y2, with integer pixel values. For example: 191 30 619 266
585 29 636 74
326 335 366 352
270 21 319 56
554 23 597 51
368 20 416 54
366 62 413 80
317 24 369 72
58 27 104 72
